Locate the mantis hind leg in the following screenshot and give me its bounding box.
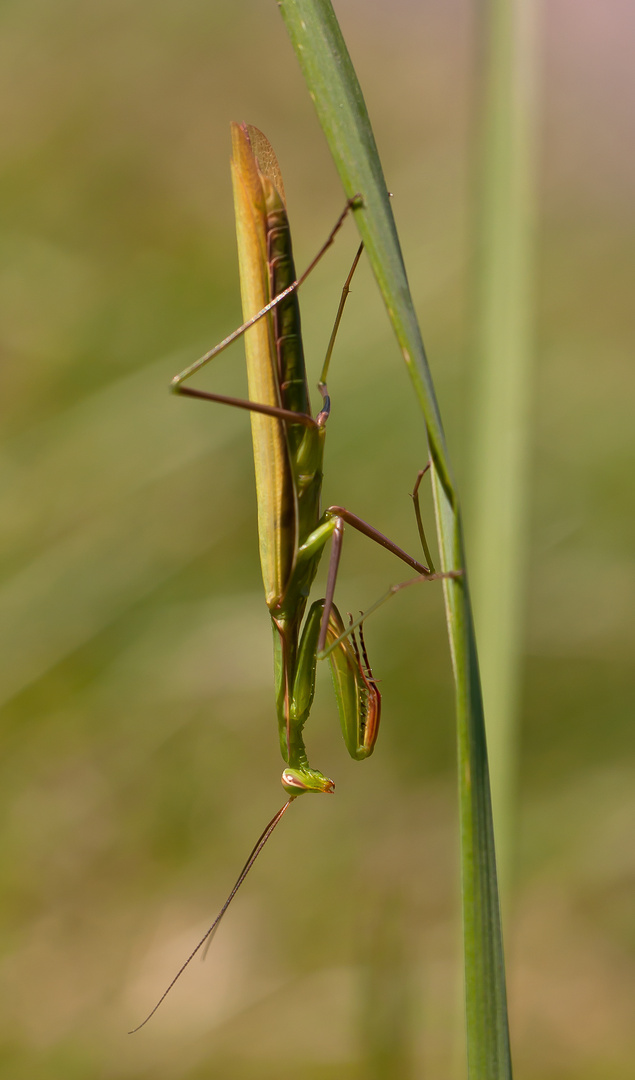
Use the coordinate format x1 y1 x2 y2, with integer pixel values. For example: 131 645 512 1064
317 467 463 664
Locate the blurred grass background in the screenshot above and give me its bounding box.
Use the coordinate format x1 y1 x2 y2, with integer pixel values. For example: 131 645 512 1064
1 1 633 1078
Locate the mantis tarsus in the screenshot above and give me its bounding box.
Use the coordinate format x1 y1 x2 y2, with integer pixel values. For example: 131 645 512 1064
130 123 447 1032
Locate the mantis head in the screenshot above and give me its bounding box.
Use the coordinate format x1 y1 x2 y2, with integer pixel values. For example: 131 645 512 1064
281 766 335 796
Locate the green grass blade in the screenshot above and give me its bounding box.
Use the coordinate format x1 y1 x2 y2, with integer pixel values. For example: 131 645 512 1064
468 0 537 906
278 2 512 1075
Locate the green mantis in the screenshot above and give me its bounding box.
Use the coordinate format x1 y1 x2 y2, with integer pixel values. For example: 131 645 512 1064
130 123 439 1031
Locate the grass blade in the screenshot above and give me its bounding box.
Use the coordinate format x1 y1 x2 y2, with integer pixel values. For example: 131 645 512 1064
468 0 537 905
278 1 512 1075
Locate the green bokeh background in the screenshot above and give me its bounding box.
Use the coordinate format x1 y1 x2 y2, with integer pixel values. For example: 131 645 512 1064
1 2 633 1077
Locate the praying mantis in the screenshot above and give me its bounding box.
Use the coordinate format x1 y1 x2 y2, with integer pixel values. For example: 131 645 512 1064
130 123 446 1031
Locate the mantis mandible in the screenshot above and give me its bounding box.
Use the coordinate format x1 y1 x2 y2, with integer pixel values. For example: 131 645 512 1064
130 123 442 1031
